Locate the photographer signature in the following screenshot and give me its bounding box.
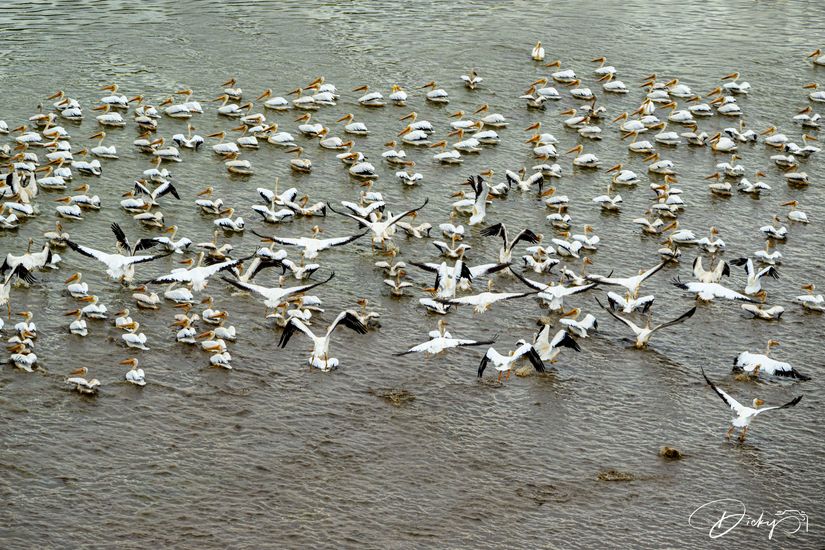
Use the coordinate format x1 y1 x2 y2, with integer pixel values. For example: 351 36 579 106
689 498 808 540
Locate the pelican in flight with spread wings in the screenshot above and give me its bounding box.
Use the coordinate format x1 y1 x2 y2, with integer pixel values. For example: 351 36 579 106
278 310 368 371
702 369 802 442
596 298 696 348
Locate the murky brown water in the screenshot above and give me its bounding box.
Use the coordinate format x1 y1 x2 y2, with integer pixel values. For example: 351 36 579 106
1 1 824 548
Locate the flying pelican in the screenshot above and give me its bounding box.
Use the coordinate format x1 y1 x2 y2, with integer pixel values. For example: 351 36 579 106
596 298 696 349
394 320 495 356
702 369 802 442
278 310 368 371
733 340 810 380
477 341 545 382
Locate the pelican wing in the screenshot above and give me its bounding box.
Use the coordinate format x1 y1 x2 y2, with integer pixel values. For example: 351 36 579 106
384 198 430 227
702 369 746 415
326 310 368 339
752 395 803 417
469 262 511 278
278 318 316 348
512 342 546 373
319 231 369 248
650 306 697 334
549 329 581 352
595 297 642 333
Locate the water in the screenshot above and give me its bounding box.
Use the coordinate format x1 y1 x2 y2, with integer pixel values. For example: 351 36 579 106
1 1 824 547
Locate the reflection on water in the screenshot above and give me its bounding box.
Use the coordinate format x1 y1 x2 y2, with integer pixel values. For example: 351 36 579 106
1 1 823 547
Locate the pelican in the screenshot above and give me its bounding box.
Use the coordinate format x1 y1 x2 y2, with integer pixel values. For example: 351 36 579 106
735 343 806 381
477 341 545 382
121 321 149 350
559 308 598 338
420 81 449 103
132 285 161 309
121 358 146 386
473 104 507 127
254 226 366 260
532 324 581 362
586 262 665 298
730 258 779 295
65 240 168 284
256 89 290 110
606 164 639 186
222 272 334 310
388 85 407 105
672 277 757 302
65 309 88 336
66 367 100 395
606 292 655 314
692 257 730 284
702 369 801 442
328 198 428 248
279 311 368 371
64 272 89 298
510 272 597 312
531 41 545 61
596 298 696 349
146 252 243 292
353 85 385 107
480 223 539 263
796 284 825 311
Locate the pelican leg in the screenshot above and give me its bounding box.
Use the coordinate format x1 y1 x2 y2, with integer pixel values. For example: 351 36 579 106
738 427 748 442
726 426 735 439
505 369 512 381
496 371 502 383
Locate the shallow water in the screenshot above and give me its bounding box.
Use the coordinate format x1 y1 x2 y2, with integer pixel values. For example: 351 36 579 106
1 0 824 548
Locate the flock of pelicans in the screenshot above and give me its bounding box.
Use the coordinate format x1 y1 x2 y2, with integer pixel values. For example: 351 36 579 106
2 45 825 443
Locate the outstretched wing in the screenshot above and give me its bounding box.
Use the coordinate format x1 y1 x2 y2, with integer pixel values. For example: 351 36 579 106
320 231 369 248
326 310 368 339
595 297 641 333
384 198 430 227
651 306 697 333
549 330 581 352
513 343 546 373
282 272 335 301
66 240 114 264
278 318 315 348
701 369 745 415
110 223 131 251
753 395 803 416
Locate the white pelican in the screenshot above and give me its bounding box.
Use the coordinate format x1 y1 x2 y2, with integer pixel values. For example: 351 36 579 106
531 41 545 61
755 240 782 265
328 198 428 248
702 369 802 442
213 95 249 117
89 131 117 159
147 252 243 292
79 295 107 319
477 341 545 382
214 207 245 232
480 223 539 263
353 85 385 107
559 308 598 338
760 216 788 240
803 82 825 102
92 104 125 127
121 321 149 350
693 257 730 284
729 258 779 295
64 272 89 298
65 309 88 336
224 152 253 175
567 144 599 168
121 358 146 386
606 164 639 186
395 320 493 356
65 240 167 284
132 285 161 309
114 308 134 329
733 340 811 380
672 277 758 302
388 85 407 105
587 262 665 298
796 284 824 311
420 81 449 103
596 298 696 349
532 324 581 363
606 292 655 314
254 226 366 260
599 74 627 93
473 104 507 127
510 272 597 312
257 89 290 110
66 367 100 395
279 310 368 371
430 140 462 164
222 272 334 311
741 303 784 321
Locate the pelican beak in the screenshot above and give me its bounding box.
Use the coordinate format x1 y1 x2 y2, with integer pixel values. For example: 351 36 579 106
65 273 80 283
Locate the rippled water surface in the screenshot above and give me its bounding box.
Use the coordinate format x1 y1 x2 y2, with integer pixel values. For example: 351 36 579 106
2 1 824 548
